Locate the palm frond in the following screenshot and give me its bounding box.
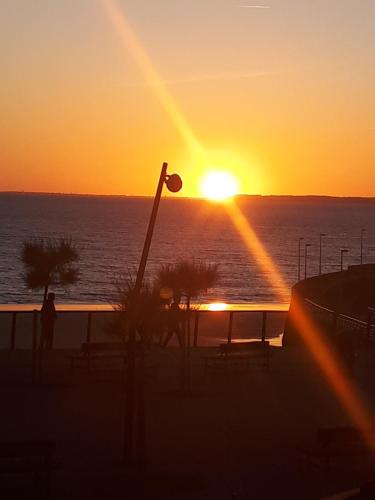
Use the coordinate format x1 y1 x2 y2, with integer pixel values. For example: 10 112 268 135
21 237 80 292
156 260 219 300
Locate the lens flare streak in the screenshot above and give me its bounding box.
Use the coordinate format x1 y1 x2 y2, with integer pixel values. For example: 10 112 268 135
101 0 375 452
226 199 375 450
101 0 202 156
226 200 289 302
291 299 375 449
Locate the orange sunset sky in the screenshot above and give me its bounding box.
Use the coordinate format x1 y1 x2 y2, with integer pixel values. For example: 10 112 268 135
1 0 374 198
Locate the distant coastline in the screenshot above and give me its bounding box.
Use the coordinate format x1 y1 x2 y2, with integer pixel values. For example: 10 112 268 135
1 191 375 203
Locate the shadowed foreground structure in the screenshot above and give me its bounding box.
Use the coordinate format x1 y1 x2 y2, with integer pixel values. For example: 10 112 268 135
1 345 375 499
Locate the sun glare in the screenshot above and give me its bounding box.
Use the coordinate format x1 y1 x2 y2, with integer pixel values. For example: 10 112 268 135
200 171 239 201
207 302 228 311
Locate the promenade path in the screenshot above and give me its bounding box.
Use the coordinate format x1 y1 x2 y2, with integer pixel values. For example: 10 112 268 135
1 346 375 499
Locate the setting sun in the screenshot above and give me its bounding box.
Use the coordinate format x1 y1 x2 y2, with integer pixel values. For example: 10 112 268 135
200 171 240 201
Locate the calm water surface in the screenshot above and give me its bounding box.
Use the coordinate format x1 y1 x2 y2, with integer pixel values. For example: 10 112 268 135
1 193 375 304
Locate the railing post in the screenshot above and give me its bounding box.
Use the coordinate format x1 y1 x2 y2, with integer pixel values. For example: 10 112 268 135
193 311 200 347
10 312 17 350
227 311 234 343
32 310 38 383
86 312 92 344
261 311 267 342
186 308 191 349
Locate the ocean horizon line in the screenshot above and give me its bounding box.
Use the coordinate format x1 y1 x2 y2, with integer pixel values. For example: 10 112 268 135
1 191 375 203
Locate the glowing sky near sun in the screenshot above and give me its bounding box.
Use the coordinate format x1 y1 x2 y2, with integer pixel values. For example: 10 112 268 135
0 0 374 197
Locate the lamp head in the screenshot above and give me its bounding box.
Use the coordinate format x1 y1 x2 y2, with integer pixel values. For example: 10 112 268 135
165 173 182 193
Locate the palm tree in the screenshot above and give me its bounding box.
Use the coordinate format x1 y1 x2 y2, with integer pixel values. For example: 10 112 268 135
21 237 79 301
157 260 219 391
157 260 219 311
111 274 165 344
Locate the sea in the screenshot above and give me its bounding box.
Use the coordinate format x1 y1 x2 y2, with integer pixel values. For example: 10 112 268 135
1 193 375 305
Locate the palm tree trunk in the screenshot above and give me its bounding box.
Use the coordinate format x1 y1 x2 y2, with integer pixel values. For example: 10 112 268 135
186 296 191 391
43 284 49 303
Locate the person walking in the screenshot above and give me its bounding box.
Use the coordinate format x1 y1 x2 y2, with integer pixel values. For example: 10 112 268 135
40 292 57 350
163 294 184 348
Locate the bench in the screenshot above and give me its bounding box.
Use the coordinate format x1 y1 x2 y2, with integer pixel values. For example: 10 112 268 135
202 341 270 370
69 341 134 369
0 440 56 498
298 427 370 470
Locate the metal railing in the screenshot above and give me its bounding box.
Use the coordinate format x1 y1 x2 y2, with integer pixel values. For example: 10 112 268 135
0 305 289 351
0 309 116 351
368 308 375 344
304 299 336 335
304 299 375 346
2 303 373 351
0 305 289 385
191 307 287 346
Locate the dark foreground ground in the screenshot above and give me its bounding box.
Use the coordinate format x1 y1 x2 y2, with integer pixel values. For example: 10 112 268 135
1 346 375 499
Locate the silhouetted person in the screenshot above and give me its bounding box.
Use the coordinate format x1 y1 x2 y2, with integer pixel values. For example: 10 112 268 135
40 292 57 350
163 295 184 348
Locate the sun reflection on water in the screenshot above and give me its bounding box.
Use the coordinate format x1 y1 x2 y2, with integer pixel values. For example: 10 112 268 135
207 302 228 311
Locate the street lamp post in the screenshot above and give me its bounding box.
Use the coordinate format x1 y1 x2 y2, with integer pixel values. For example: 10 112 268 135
298 237 304 282
124 162 182 464
304 243 311 280
360 228 366 265
319 233 326 275
340 248 349 272
132 163 182 295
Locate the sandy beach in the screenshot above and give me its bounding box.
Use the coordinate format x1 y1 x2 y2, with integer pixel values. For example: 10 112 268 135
1 342 375 499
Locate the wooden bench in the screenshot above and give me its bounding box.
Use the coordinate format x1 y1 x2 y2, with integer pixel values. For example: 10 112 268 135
202 341 270 370
69 341 133 369
298 427 371 470
0 440 56 498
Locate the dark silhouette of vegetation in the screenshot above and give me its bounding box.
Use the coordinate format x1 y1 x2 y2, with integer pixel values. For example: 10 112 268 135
157 260 219 391
21 237 79 301
157 260 219 311
111 275 166 345
110 261 219 349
